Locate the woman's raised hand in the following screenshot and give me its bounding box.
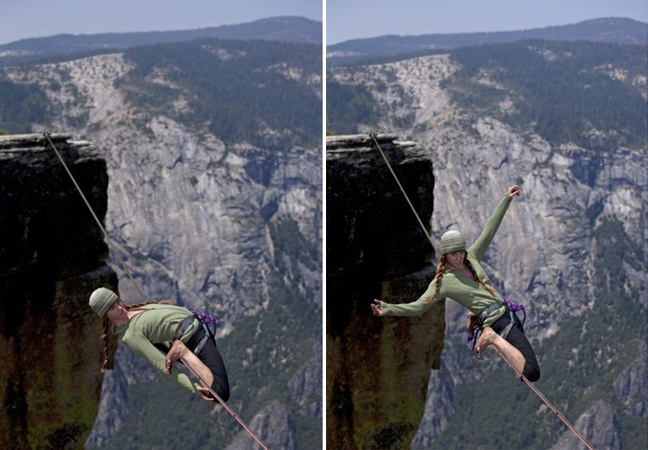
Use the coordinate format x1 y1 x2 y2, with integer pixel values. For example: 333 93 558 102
371 299 385 316
507 184 522 201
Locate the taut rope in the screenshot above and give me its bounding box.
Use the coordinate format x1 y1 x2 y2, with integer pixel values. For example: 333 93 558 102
181 362 270 450
42 131 144 299
369 132 435 249
495 347 596 450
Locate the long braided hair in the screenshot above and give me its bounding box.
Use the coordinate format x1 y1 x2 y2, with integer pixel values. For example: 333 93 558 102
100 300 171 372
427 253 496 303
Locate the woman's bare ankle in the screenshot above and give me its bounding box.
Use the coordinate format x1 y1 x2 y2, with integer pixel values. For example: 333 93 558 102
165 340 188 373
475 327 496 359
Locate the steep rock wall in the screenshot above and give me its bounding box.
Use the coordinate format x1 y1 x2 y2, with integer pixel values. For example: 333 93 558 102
326 134 444 449
0 133 117 449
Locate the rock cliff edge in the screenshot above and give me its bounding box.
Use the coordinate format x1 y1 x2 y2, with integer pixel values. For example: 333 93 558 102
0 133 117 449
326 134 444 449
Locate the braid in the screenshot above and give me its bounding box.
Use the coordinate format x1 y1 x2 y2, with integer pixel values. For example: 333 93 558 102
97 300 171 372
464 258 496 297
427 254 497 302
428 255 447 302
100 318 111 372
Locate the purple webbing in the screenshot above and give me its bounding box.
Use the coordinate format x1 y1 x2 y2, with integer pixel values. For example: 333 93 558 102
188 307 218 335
503 295 526 326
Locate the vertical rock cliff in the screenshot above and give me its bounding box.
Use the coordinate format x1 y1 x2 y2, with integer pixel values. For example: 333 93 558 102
326 134 444 449
0 133 117 449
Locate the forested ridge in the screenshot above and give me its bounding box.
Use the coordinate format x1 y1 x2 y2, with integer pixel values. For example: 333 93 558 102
120 38 321 148
0 79 51 133
0 16 321 67
327 39 647 151
446 40 647 150
327 17 646 66
0 37 322 149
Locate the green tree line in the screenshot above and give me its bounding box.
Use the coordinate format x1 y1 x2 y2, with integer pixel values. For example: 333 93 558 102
0 80 50 133
119 38 322 149
327 40 647 151
446 40 647 150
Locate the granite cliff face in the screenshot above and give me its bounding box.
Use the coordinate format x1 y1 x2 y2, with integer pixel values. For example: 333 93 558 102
329 52 647 448
326 134 444 449
1 47 321 446
0 134 117 449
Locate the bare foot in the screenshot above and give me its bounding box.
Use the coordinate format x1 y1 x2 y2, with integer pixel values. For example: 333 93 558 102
474 327 496 360
165 340 188 374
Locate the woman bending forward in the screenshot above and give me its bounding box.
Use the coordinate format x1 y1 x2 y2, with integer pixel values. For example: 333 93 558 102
89 288 230 401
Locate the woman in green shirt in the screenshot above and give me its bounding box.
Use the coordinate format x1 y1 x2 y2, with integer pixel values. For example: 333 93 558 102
89 288 230 401
371 185 540 382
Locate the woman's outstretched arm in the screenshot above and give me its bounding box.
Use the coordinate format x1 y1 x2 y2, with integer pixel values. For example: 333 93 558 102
470 184 521 261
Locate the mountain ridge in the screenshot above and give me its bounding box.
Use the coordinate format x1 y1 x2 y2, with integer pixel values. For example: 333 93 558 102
328 17 647 66
0 16 321 67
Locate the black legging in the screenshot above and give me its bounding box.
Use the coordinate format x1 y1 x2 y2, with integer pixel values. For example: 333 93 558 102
490 314 541 382
186 326 230 401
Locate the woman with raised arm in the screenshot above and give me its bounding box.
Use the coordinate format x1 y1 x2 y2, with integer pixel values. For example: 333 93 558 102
89 288 230 401
371 185 540 382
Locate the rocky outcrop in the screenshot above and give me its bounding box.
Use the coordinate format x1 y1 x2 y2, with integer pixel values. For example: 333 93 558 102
225 400 296 450
326 134 444 449
0 133 117 449
551 400 621 450
613 341 648 418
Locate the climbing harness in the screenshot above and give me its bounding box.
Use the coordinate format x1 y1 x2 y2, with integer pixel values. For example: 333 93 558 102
184 308 219 355
42 131 271 450
189 307 218 337
466 296 526 351
503 295 526 332
369 132 596 450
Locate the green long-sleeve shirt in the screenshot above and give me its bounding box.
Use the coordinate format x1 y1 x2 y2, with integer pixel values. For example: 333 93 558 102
381 192 512 327
112 304 200 393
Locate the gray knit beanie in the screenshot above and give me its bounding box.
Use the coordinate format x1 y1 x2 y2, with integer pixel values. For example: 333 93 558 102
89 287 119 318
440 230 465 255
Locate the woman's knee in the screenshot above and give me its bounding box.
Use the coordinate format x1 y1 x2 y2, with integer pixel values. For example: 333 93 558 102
524 364 540 382
212 381 229 402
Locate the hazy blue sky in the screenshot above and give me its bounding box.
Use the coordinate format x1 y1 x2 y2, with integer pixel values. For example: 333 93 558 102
1 1 646 46
327 0 648 44
0 0 322 45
